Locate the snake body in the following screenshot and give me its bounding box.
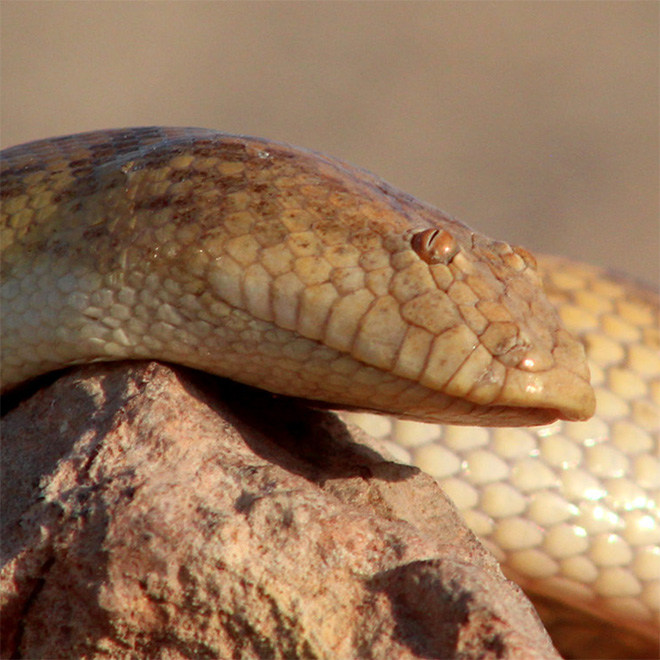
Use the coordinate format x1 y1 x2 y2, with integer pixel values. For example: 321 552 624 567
1 128 658 656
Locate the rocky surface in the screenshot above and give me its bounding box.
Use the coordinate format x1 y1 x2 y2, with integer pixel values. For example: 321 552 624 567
1 361 560 660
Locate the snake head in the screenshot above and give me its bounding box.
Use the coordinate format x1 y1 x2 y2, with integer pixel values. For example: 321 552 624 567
283 158 597 426
0 128 596 425
155 131 596 426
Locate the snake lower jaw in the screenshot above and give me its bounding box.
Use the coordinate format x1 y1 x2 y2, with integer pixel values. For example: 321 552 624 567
285 367 595 428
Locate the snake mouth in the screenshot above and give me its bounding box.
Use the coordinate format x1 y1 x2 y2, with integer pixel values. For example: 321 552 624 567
282 357 595 428
496 366 596 423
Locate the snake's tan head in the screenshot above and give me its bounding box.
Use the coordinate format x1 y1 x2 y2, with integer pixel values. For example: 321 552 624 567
1 128 595 425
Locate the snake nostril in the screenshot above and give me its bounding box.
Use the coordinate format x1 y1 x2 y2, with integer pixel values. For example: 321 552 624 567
411 228 459 265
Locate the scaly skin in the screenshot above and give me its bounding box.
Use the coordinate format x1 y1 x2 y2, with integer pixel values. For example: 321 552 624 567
1 129 657 656
1 127 594 425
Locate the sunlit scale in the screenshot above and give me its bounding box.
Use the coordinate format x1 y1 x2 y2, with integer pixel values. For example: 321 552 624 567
2 129 657 658
345 257 659 653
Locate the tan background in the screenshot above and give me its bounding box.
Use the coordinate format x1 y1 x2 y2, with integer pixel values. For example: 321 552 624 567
2 1 657 283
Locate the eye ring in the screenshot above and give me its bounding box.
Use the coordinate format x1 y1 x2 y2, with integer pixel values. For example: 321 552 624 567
410 228 459 265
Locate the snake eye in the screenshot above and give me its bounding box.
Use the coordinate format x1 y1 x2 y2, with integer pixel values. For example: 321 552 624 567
410 228 459 265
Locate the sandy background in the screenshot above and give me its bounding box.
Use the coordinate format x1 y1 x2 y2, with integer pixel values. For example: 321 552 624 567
2 2 657 284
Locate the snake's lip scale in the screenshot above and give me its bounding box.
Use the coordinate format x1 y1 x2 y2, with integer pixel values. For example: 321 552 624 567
1 128 657 657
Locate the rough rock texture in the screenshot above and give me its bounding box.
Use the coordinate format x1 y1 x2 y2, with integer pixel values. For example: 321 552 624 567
1 361 560 660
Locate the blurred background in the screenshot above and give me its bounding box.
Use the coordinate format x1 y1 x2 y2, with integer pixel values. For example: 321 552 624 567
2 2 657 283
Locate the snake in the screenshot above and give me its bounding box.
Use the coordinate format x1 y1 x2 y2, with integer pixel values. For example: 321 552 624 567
1 127 657 658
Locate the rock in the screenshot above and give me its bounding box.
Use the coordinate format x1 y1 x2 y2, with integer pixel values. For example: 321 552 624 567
1 361 560 660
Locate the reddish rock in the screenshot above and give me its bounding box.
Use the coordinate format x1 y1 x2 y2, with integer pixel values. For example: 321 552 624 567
1 361 560 660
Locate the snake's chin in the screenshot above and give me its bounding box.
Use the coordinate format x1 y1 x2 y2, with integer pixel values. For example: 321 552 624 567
299 398 563 429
